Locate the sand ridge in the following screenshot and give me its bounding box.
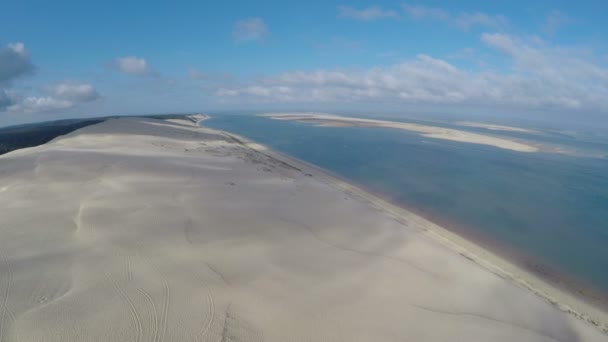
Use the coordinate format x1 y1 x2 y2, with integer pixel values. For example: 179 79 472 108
0 117 606 341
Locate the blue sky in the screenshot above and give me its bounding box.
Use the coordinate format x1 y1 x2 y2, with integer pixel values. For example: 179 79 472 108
1 0 608 126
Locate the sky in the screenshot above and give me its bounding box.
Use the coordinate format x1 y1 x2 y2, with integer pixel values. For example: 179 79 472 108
1 0 608 126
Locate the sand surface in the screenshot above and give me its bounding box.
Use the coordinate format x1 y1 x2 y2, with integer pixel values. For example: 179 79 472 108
263 113 539 152
457 121 540 134
0 117 606 341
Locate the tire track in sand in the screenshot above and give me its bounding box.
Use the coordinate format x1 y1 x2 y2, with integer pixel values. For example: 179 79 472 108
193 290 215 342
162 254 217 342
105 270 143 342
131 253 170 342
176 213 221 341
136 288 159 342
158 279 170 342
125 255 133 282
0 257 15 342
186 259 225 342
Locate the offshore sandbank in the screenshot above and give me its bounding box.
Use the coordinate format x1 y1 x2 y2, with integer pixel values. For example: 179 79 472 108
262 113 540 152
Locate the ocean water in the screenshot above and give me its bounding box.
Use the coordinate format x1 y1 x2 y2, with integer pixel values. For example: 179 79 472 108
204 114 608 299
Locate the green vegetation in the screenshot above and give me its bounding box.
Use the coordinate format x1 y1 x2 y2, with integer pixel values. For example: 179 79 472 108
0 114 194 156
0 119 104 156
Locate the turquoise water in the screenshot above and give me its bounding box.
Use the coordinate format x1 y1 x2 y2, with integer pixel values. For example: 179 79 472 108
205 114 608 299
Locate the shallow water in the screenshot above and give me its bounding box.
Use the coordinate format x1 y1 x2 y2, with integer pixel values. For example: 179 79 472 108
205 114 608 299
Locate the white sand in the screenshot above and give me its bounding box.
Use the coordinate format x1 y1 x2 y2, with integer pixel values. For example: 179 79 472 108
263 113 540 152
457 121 539 134
0 117 606 341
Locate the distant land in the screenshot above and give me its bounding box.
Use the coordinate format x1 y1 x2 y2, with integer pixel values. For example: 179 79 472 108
0 114 193 156
0 119 103 156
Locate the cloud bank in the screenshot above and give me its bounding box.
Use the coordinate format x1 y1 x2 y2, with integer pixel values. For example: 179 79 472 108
47 82 100 102
0 43 100 114
7 96 74 113
6 82 100 113
217 33 608 112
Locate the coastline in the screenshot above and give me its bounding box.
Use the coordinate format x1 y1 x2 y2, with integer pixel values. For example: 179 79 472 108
389 198 608 312
193 115 608 334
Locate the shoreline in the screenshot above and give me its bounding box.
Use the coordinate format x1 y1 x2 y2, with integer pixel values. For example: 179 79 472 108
191 115 608 335
391 198 608 311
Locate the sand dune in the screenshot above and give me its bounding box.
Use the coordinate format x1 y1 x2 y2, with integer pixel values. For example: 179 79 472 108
0 117 606 341
262 113 540 152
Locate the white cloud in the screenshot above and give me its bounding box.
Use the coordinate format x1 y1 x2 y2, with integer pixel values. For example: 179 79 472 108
233 18 268 42
7 96 73 113
402 4 449 20
338 6 399 21
481 33 608 82
402 4 507 30
216 88 240 97
216 34 608 113
3 82 100 114
112 56 149 75
454 12 507 30
0 43 100 115
0 42 35 83
47 82 100 102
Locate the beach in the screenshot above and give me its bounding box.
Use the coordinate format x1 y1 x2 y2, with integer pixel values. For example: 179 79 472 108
0 116 606 341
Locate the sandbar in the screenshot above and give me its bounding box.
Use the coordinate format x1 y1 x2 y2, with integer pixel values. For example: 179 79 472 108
263 113 540 152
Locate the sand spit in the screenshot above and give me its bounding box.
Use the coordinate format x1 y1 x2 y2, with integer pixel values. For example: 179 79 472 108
0 117 606 341
262 113 539 152
457 121 540 134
